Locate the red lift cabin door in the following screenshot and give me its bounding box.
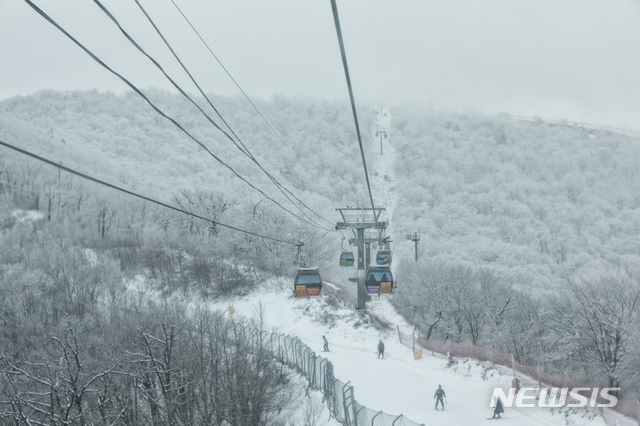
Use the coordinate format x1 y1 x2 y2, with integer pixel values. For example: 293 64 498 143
294 268 322 299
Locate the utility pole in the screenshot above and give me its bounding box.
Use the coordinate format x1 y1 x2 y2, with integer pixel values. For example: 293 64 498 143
375 130 387 156
365 242 371 268
294 241 304 267
336 207 387 310
406 232 420 262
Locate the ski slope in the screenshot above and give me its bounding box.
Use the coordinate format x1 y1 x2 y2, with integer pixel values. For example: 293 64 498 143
208 108 613 425
207 280 609 426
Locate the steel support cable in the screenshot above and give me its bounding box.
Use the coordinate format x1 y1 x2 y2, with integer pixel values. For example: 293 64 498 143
94 0 311 226
125 0 333 229
329 0 378 226
23 0 323 231
169 0 298 159
100 0 250 159
307 228 334 245
0 140 295 245
134 0 250 159
93 1 329 231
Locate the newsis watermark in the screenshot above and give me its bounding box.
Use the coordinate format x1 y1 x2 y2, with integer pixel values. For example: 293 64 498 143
490 387 620 409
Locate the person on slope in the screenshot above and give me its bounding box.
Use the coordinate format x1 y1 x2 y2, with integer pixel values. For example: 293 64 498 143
491 396 504 419
434 385 446 411
323 335 329 352
377 340 385 359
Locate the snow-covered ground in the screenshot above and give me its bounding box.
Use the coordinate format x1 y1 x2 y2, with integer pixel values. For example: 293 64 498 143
117 107 616 426
204 279 609 426
206 108 607 425
370 108 396 252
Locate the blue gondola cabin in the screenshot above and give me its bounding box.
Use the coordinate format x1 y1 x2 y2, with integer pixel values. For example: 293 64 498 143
340 251 355 267
376 250 391 265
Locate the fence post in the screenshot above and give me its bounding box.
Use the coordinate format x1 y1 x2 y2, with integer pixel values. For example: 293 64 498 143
636 400 640 426
596 384 604 415
413 330 415 351
392 414 403 425
537 362 541 387
511 354 516 378
490 344 495 367
329 379 340 420
319 358 327 391
397 325 402 342
355 406 365 426
342 381 352 426
371 411 382 426
309 353 316 388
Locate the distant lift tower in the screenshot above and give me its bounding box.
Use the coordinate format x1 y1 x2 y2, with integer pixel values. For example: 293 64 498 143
350 228 387 269
336 207 387 310
406 232 420 262
375 130 387 156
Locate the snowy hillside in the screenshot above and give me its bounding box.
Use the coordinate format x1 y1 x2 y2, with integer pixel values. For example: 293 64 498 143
205 278 610 426
2 92 640 424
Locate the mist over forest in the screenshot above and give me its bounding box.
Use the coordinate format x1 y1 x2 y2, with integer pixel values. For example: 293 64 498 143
1 89 640 424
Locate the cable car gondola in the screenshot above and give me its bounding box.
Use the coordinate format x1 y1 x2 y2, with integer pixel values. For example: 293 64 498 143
294 267 322 299
365 265 394 296
340 251 354 267
376 250 391 265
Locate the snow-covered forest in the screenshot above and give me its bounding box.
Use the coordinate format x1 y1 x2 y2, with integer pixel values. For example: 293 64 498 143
390 104 640 394
1 90 640 424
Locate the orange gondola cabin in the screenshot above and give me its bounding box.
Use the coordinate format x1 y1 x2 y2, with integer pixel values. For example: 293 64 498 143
294 267 323 299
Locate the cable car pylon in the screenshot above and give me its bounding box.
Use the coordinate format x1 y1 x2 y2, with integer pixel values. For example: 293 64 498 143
406 232 420 262
294 241 304 267
336 207 387 310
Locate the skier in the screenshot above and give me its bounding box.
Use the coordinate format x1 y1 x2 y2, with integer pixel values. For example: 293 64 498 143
323 335 329 352
434 385 446 411
490 396 504 419
377 340 385 359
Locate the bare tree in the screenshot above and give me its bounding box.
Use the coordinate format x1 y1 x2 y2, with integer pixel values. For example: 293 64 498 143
173 189 236 236
552 276 640 388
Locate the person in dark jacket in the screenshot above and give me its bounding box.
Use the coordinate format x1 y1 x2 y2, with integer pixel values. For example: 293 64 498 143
323 335 329 352
434 385 446 410
377 340 385 358
491 397 504 418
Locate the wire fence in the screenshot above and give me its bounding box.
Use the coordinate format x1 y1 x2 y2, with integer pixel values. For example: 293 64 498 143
397 327 640 426
246 328 426 426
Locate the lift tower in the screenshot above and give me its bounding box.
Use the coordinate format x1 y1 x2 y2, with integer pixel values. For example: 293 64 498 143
406 232 420 262
336 207 387 310
349 229 387 270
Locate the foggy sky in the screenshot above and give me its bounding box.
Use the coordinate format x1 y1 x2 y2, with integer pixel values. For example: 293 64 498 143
1 0 639 131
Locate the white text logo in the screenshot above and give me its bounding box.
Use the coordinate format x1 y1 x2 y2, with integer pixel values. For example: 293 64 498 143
490 387 619 408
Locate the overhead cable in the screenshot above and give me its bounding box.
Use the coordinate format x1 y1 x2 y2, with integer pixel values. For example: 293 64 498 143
169 0 297 159
329 0 378 225
122 0 333 229
0 140 295 245
308 228 334 245
24 0 325 231
165 0 336 228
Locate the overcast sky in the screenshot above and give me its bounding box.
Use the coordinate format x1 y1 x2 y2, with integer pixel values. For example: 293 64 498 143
1 0 639 131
